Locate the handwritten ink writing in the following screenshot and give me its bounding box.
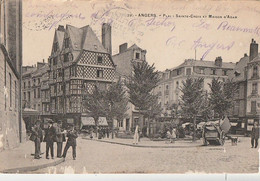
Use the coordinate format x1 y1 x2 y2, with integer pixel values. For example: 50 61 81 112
192 19 211 30
145 17 176 32
166 36 185 48
25 10 85 20
192 37 235 60
217 21 260 37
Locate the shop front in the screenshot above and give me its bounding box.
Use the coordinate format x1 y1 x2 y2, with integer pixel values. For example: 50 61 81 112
22 108 40 133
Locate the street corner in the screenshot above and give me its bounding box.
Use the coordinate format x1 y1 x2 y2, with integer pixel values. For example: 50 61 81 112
1 157 65 174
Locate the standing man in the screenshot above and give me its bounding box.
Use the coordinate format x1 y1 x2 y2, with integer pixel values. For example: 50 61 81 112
251 121 259 148
56 120 65 158
44 120 56 159
62 124 78 160
30 119 43 159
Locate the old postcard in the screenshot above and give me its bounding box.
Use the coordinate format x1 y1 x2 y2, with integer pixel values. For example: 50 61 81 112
0 0 260 175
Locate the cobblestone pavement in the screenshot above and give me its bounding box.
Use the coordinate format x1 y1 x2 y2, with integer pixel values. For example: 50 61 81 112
33 137 259 174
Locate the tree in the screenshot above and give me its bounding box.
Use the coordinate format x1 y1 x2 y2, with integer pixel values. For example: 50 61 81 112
199 91 211 122
168 103 181 120
208 78 238 119
105 79 129 138
126 61 161 135
180 77 205 141
82 85 107 135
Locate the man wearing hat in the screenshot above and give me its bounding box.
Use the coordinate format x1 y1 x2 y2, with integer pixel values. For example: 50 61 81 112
31 119 43 159
62 124 78 160
43 120 56 159
56 120 65 158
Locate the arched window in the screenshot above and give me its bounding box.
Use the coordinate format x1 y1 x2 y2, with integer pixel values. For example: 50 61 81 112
176 81 179 88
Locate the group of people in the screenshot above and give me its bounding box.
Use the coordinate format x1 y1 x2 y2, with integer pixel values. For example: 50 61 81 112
98 127 110 139
167 128 177 143
30 119 78 160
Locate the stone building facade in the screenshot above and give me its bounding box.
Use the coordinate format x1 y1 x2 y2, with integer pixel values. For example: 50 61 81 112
112 43 147 131
228 39 260 134
245 39 260 132
22 62 48 112
154 58 235 120
0 0 24 151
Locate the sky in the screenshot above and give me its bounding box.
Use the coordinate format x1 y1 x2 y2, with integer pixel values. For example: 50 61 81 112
23 0 260 71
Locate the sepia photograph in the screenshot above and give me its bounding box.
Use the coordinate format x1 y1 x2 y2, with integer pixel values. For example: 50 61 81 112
0 0 260 177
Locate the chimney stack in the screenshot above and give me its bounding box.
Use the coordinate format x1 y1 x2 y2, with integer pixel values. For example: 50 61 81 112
57 25 65 32
102 23 112 55
249 39 258 61
215 56 222 67
119 43 128 53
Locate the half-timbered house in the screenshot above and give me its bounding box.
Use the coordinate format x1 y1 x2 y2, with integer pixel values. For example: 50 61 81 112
48 24 115 128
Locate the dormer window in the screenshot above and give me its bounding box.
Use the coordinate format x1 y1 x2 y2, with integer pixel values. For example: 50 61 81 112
135 52 140 59
65 38 69 48
97 56 103 63
94 45 98 50
64 53 73 62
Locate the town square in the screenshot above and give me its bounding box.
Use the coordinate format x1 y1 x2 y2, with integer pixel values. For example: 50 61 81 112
0 0 260 177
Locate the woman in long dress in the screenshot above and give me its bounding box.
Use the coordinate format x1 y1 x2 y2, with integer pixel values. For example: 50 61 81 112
172 128 177 143
133 125 139 145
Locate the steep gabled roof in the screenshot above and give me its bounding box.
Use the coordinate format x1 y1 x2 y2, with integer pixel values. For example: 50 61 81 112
229 56 249 81
82 26 107 53
50 29 65 54
66 24 108 53
67 25 84 50
127 44 143 51
32 64 49 77
112 44 144 57
56 31 65 50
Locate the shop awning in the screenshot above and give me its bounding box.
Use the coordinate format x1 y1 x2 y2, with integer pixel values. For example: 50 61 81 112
98 117 108 126
81 117 95 126
197 122 206 128
230 122 238 126
22 108 39 116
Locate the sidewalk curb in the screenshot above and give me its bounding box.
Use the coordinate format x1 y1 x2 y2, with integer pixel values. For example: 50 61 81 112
1 158 65 173
82 138 202 148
